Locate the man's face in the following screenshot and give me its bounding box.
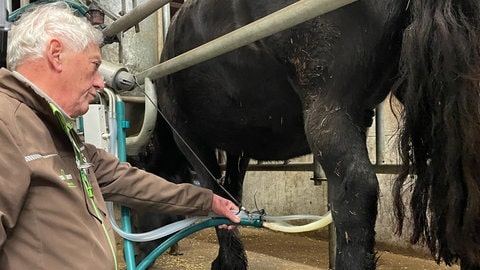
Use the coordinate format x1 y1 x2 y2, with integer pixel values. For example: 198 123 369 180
59 43 104 118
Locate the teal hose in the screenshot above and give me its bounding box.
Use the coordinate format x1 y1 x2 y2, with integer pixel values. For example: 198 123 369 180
135 218 263 270
115 99 136 270
8 0 89 22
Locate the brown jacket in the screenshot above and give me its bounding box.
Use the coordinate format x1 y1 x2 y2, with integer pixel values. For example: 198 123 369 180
0 68 213 270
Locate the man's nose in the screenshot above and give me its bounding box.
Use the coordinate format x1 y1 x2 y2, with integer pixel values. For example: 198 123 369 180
94 72 105 90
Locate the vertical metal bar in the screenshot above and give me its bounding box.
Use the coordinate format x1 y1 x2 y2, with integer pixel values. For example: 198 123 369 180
312 156 334 268
161 3 170 42
375 101 386 165
329 221 337 269
312 157 327 185
0 0 9 69
132 0 140 32
0 0 10 31
328 178 336 270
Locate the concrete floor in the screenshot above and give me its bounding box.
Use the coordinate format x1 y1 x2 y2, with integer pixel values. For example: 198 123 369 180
117 227 459 270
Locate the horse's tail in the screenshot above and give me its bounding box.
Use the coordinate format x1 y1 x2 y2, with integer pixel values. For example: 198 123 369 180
392 0 480 266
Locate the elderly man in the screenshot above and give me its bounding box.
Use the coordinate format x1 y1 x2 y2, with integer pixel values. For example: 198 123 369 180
0 2 239 270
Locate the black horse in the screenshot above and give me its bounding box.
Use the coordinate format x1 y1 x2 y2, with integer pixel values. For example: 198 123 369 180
135 0 480 269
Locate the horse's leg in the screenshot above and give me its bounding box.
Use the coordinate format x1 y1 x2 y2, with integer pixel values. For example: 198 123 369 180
211 153 250 270
172 133 249 270
304 103 378 270
460 259 480 270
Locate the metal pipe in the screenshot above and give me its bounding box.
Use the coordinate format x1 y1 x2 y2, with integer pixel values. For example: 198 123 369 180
0 0 10 31
312 157 327 185
161 3 171 42
125 77 157 156
132 0 140 33
91 0 120 21
219 162 400 174
328 214 337 270
102 0 171 38
136 0 358 84
375 101 386 165
120 95 145 103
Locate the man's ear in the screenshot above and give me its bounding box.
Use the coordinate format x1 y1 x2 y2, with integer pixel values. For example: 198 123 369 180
46 39 63 72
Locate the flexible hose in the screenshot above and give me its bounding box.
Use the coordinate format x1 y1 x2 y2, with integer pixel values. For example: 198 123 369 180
106 202 202 242
262 211 332 233
136 217 263 270
108 201 332 240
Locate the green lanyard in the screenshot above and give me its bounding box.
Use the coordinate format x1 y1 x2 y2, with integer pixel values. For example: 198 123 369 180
49 103 119 270
49 103 93 198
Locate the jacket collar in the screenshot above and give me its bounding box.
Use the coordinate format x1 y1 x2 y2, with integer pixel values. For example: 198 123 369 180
0 68 72 122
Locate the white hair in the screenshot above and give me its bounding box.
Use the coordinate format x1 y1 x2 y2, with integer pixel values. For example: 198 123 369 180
7 2 104 70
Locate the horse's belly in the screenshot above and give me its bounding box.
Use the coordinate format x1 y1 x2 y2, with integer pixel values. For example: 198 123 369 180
188 109 311 160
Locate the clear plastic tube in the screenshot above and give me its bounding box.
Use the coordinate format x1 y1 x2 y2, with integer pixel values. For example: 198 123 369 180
262 211 332 233
107 199 332 240
106 202 203 242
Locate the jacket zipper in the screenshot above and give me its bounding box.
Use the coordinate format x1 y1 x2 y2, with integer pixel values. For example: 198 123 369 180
81 170 119 270
51 103 119 270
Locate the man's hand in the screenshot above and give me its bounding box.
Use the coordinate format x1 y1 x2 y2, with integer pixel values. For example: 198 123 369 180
211 194 241 230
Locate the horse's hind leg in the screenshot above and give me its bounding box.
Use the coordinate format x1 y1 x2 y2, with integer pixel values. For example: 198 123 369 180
304 105 379 270
460 258 480 270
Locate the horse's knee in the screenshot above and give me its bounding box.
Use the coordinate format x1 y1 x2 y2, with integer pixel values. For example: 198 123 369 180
331 162 379 206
